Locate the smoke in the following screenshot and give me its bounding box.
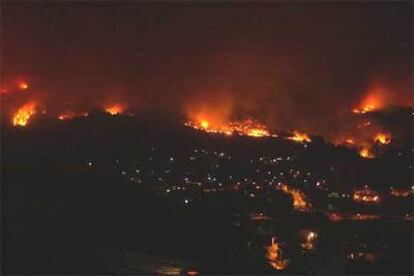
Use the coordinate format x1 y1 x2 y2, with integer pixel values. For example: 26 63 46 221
1 2 412 141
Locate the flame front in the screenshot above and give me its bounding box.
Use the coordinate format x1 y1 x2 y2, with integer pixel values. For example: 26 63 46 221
289 131 311 143
359 147 374 159
186 118 270 138
266 237 289 270
105 105 124 115
374 133 391 144
279 184 311 211
12 102 37 126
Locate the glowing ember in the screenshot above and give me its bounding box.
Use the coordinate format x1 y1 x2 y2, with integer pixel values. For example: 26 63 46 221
278 184 311 211
374 133 391 144
345 139 355 145
266 237 289 270
12 102 37 126
288 131 311 143
390 188 412 197
353 187 380 204
58 113 74 121
58 111 89 120
299 230 318 252
359 147 374 159
17 81 29 90
105 105 124 115
326 212 343 222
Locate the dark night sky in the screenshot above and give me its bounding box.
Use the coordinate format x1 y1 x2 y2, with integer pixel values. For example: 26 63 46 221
1 1 412 135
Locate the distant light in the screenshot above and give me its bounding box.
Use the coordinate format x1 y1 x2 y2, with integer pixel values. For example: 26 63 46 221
184 199 189 204
18 81 29 90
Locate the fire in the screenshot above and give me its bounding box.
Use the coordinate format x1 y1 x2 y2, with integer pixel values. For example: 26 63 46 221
289 131 311 143
58 111 89 120
266 237 289 270
374 133 391 144
12 102 37 126
352 85 387 114
185 118 270 138
299 230 318 252
390 187 412 197
345 138 355 145
105 105 124 115
353 187 380 204
359 147 374 159
200 120 209 129
278 184 311 211
17 81 29 90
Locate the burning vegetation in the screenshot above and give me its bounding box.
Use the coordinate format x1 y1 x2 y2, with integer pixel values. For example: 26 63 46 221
185 118 271 138
374 133 391 145
288 131 311 143
266 237 289 270
12 102 37 126
278 184 311 211
353 187 380 204
105 105 124 115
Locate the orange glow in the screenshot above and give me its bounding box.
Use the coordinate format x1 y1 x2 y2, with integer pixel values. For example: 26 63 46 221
58 111 89 120
345 139 355 145
279 184 311 211
58 112 74 121
200 120 209 129
326 212 343 222
266 237 289 270
374 133 391 144
353 188 380 204
105 105 124 115
359 147 374 159
288 131 311 143
352 85 387 114
390 188 412 197
299 230 318 252
17 81 29 90
12 102 37 126
185 118 270 138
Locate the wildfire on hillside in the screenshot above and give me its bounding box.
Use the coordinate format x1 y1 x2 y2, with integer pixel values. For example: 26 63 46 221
353 187 380 204
185 118 271 138
278 183 311 211
58 111 89 121
374 133 391 145
105 104 124 115
12 102 37 126
352 85 386 114
266 237 289 270
288 131 311 143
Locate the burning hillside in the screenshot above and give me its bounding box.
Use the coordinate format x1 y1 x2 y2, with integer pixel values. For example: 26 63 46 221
184 118 271 138
12 102 37 126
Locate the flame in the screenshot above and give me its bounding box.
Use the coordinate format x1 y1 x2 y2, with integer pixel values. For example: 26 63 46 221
289 131 311 143
279 184 310 211
359 147 374 159
186 118 270 138
105 105 124 115
12 102 37 126
352 85 387 114
374 133 391 144
266 237 289 270
353 188 380 203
